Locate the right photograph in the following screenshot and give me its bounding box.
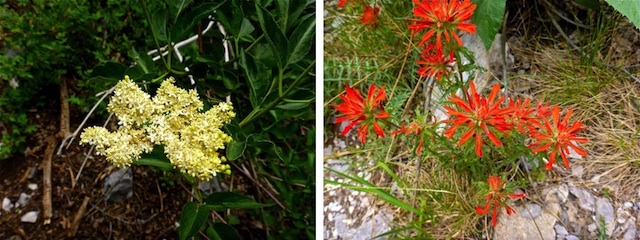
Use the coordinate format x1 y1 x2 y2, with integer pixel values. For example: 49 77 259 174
323 0 640 239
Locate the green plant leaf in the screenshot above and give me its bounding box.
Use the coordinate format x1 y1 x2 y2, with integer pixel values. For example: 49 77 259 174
128 48 156 74
216 0 244 38
238 51 268 108
168 0 193 23
226 137 247 161
207 223 242 240
204 192 273 210
171 1 227 41
178 202 209 240
89 62 127 79
255 3 288 68
471 0 506 50
605 0 640 30
133 157 173 172
238 18 256 42
287 13 315 64
151 8 168 42
276 0 290 31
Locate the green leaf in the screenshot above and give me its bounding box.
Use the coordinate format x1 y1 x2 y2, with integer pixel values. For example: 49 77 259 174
238 18 256 42
168 0 193 23
207 223 242 240
178 202 210 240
605 0 640 30
204 192 273 211
151 9 168 42
89 62 127 79
171 1 227 41
471 0 506 50
255 3 288 68
128 48 156 74
276 0 290 31
287 14 315 64
133 157 173 172
238 51 268 107
226 137 247 161
216 0 244 38
276 101 311 110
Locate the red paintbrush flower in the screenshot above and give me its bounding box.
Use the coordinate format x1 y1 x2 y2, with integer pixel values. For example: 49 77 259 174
528 106 588 170
475 176 526 227
392 121 424 155
360 6 380 29
443 82 513 157
417 45 454 80
408 0 477 49
334 84 391 144
505 98 540 135
337 0 348 7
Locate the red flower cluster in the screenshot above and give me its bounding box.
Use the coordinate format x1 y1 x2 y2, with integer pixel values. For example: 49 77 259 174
392 121 425 155
336 0 381 29
408 0 475 80
408 0 477 50
475 176 526 227
443 82 588 169
334 84 390 144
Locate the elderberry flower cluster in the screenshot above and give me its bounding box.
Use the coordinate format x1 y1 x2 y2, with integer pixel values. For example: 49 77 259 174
81 76 235 181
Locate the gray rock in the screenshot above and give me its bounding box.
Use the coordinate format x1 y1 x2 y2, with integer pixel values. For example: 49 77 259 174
27 183 37 191
104 168 133 203
494 204 556 240
595 197 615 236
623 225 636 240
522 204 542 219
20 211 37 223
569 185 596 212
588 223 597 233
15 193 30 207
2 197 13 211
623 201 633 209
554 224 569 236
571 165 584 178
564 235 579 240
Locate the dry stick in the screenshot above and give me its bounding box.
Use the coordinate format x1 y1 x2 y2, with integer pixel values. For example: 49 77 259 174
230 162 285 209
386 35 414 107
59 77 71 138
67 196 91 237
42 135 55 225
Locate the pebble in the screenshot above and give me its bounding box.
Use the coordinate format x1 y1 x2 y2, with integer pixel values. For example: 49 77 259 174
20 211 37 223
16 193 30 207
565 235 579 240
624 201 633 209
596 197 615 236
570 165 584 178
522 204 542 219
569 185 596 212
588 223 597 233
623 225 636 240
2 198 13 211
27 183 38 191
554 224 568 236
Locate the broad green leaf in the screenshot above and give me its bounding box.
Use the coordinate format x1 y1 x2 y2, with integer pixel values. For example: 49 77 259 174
128 48 155 74
276 101 311 110
226 137 247 161
178 202 209 240
276 0 289 31
605 0 640 30
171 1 227 41
238 18 256 42
151 8 168 42
471 0 506 50
238 51 268 107
216 0 244 37
204 192 273 210
89 62 127 79
287 13 315 64
133 157 173 172
207 223 242 240
168 0 193 23
255 3 288 68
285 0 313 30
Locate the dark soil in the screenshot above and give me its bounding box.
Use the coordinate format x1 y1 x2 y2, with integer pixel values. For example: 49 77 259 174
0 86 185 239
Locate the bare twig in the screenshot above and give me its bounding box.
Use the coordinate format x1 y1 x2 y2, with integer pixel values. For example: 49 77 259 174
230 162 285 209
67 196 91 237
42 135 55 225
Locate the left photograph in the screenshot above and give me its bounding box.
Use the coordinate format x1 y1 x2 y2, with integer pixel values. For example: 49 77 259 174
0 0 315 239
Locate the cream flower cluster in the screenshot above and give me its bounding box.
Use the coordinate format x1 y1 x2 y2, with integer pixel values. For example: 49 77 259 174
80 76 235 180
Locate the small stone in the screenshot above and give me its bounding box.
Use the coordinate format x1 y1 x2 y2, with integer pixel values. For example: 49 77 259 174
565 235 579 240
103 168 133 203
15 193 30 207
20 211 37 223
571 165 584 178
2 198 13 211
569 185 596 212
624 201 634 209
588 223 597 233
623 225 636 240
27 183 37 191
522 204 542 219
596 197 615 236
554 224 568 236
618 216 627 224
